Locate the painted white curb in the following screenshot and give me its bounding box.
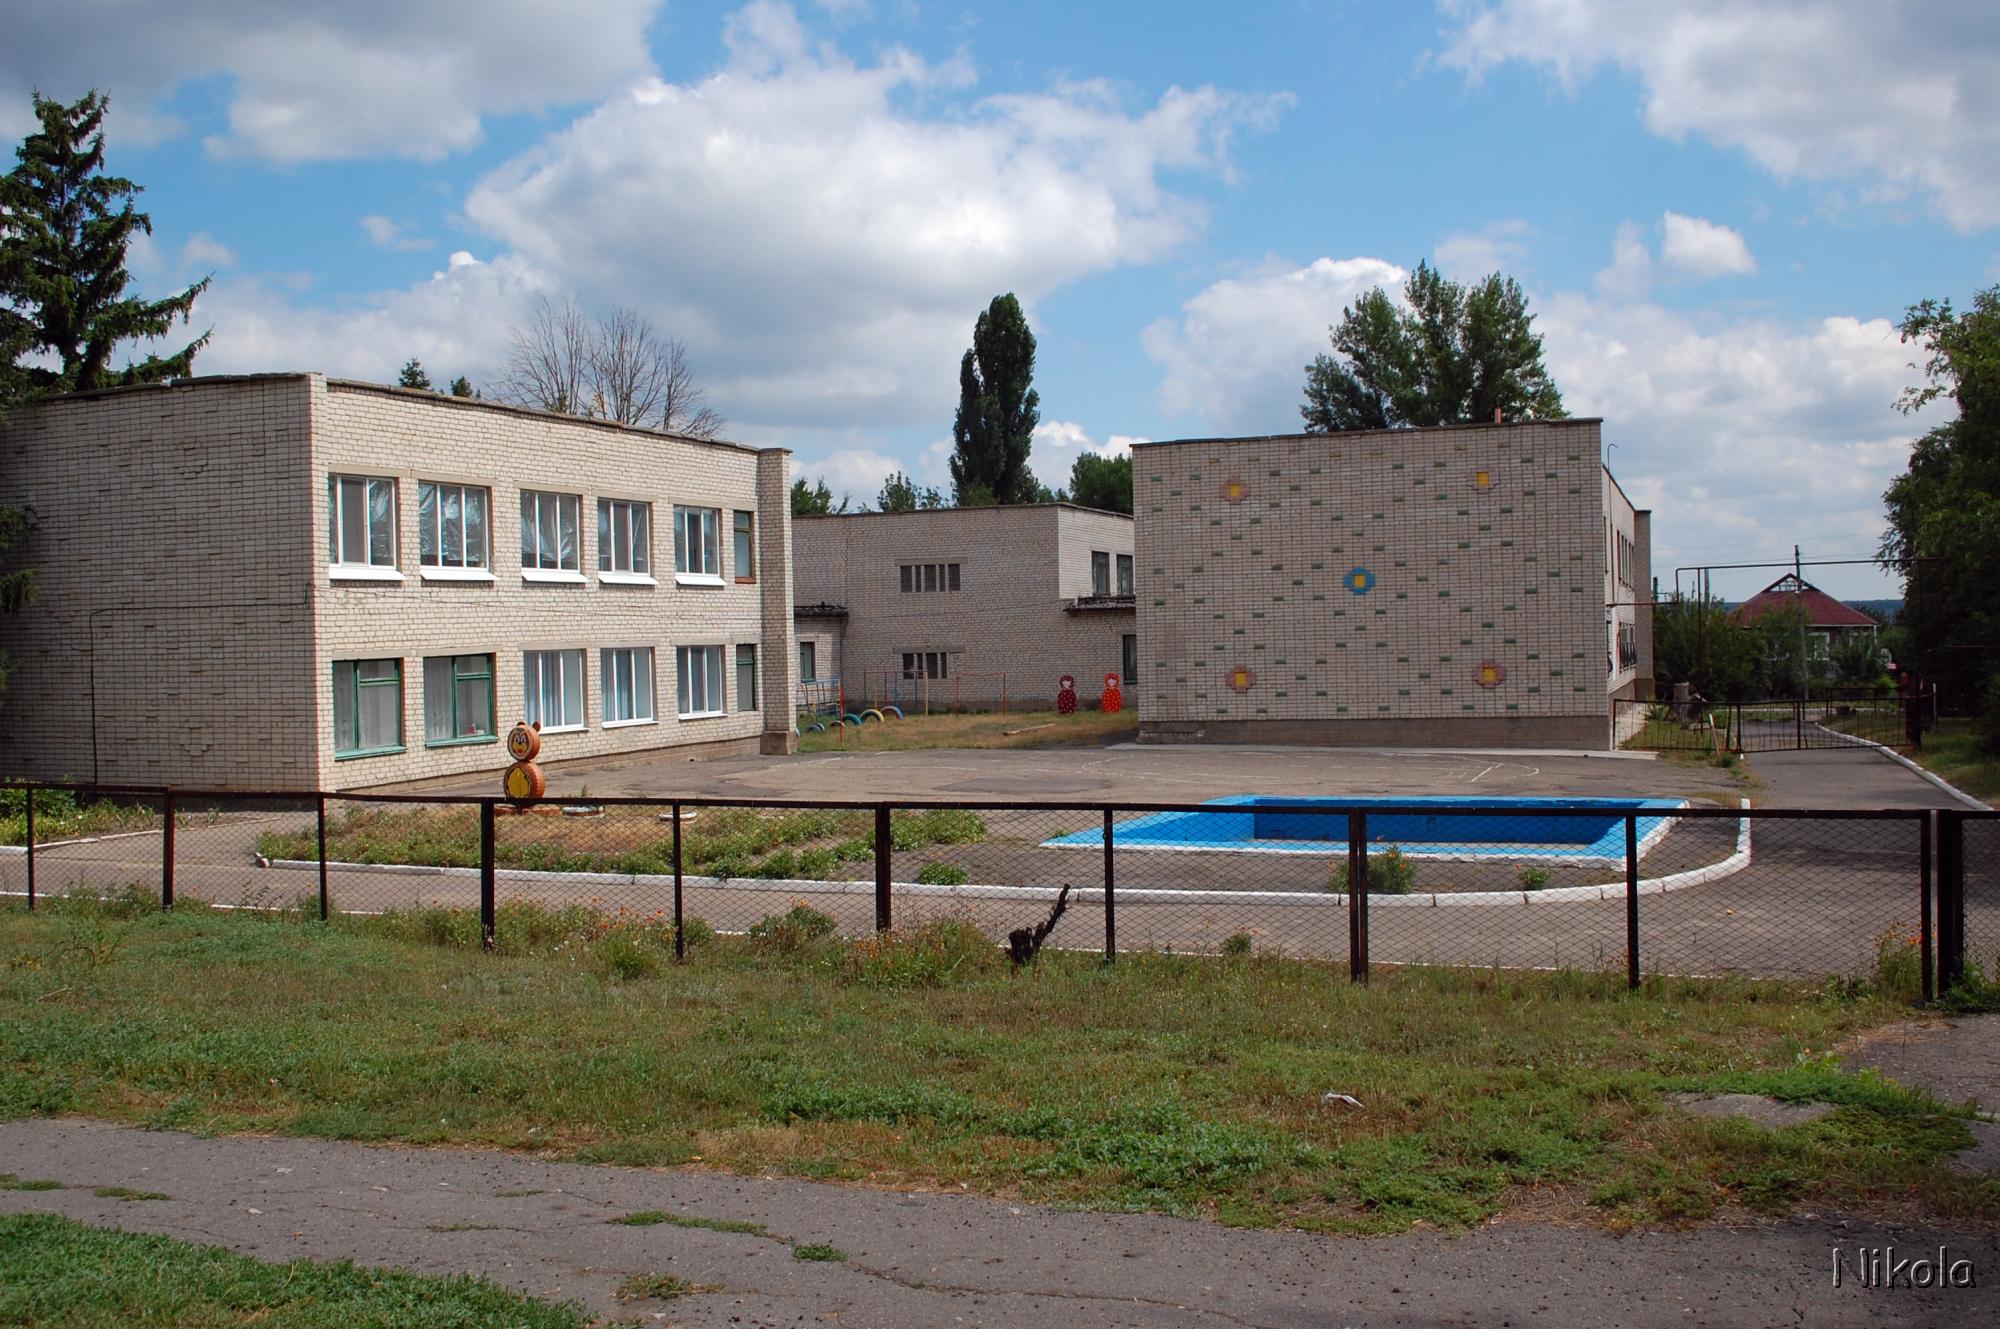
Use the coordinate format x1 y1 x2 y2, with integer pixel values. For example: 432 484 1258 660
1808 722 1989 810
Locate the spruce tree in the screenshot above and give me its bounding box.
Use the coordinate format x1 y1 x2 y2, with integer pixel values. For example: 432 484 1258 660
949 294 1041 506
0 91 210 393
397 358 433 390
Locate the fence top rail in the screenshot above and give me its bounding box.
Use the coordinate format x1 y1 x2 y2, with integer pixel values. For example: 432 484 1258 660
0 779 1934 821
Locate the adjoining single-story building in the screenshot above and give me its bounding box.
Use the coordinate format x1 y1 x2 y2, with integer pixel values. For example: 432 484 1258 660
1133 418 1651 749
791 504 1136 715
0 374 796 790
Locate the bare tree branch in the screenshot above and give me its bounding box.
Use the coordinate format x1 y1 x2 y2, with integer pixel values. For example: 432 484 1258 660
496 295 592 416
497 298 724 440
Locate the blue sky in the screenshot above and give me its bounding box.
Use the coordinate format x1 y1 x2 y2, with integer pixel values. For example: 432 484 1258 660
9 0 1999 599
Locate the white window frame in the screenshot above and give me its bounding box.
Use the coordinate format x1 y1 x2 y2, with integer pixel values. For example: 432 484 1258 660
676 644 726 718
327 474 402 581
520 490 584 583
523 649 586 732
673 506 723 585
417 481 493 582
600 646 656 726
596 498 655 584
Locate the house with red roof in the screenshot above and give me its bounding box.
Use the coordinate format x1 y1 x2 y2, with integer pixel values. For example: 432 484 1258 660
1730 574 1879 660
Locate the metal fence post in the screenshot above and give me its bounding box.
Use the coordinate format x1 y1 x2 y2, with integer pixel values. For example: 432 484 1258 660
874 804 892 932
1347 809 1368 984
672 800 685 961
1624 813 1640 990
1102 808 1116 965
161 790 175 910
315 794 330 923
23 787 33 912
1936 811 1963 991
1919 812 1934 1005
479 800 496 952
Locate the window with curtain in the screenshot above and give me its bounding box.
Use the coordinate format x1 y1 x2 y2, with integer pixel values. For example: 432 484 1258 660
519 491 581 572
676 644 725 716
418 482 489 570
333 659 403 755
523 649 585 730
600 647 655 723
422 654 495 744
597 499 652 576
673 506 720 578
327 475 398 569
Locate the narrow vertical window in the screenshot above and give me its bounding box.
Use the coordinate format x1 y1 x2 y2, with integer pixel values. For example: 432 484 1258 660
1091 550 1110 595
733 511 754 580
736 644 758 711
1116 554 1133 595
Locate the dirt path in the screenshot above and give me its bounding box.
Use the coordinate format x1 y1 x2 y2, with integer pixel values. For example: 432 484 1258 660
1 1119 1993 1327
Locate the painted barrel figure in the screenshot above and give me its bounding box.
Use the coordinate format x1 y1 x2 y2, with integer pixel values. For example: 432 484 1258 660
1056 674 1077 716
1100 672 1122 714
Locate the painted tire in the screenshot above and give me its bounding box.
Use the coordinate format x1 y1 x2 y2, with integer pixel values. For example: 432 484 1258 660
882 705 904 719
505 721 541 762
503 761 546 801
842 713 863 726
861 708 884 723
806 721 826 732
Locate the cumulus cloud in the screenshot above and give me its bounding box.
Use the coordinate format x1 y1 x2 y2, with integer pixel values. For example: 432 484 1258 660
0 0 660 161
1659 212 1756 279
1438 0 2000 230
359 215 434 252
1433 218 1535 279
1141 256 1404 434
1030 421 1145 491
463 0 1286 431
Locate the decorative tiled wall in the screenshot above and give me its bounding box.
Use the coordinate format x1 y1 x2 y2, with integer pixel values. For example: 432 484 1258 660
1134 420 1625 748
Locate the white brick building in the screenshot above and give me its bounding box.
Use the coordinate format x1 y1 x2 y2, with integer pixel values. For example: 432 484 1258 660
0 374 796 790
792 505 1136 714
1134 420 1651 749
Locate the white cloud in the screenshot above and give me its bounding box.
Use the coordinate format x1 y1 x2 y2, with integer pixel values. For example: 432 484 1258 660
1433 218 1534 279
1659 212 1755 279
1594 221 1653 299
178 233 236 271
462 0 1286 431
1438 0 2000 231
0 0 660 161
359 215 434 252
1141 256 1404 433
1029 420 1144 491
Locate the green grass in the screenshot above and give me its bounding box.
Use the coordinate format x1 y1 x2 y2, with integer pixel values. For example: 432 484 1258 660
92 1186 168 1201
0 1173 62 1191
617 1272 718 1300
790 1243 846 1262
1894 717 2000 803
0 1212 585 1328
797 708 1137 753
0 786 157 847
0 900 1990 1235
608 1210 769 1236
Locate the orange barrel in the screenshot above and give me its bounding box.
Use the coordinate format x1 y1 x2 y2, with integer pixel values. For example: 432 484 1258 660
503 761 546 801
506 721 542 763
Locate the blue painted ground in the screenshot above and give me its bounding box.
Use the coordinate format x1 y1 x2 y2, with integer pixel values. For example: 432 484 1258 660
1042 796 1687 859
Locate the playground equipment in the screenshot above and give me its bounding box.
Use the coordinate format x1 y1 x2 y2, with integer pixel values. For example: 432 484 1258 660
796 677 844 733
1057 674 1077 715
1100 672 1122 713
853 669 1008 715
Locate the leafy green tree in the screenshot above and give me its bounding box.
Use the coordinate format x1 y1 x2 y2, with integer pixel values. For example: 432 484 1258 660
397 358 433 390
1067 452 1132 513
877 470 945 512
448 375 474 398
1301 261 1563 431
950 294 1041 505
0 91 209 393
791 476 849 517
1880 284 2000 719
1653 595 1764 702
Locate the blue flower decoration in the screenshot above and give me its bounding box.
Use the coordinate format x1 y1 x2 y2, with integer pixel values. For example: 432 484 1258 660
1346 566 1374 595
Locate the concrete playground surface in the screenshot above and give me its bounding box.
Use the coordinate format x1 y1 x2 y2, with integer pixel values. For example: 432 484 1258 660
2 742 1985 981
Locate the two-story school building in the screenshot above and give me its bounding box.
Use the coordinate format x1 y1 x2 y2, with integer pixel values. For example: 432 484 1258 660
1134 418 1651 749
791 504 1136 714
0 374 797 790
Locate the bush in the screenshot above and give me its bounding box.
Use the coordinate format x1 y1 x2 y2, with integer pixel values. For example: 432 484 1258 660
597 929 663 981
748 903 839 953
1518 866 1551 892
842 917 999 989
1979 672 2000 755
1328 847 1414 895
915 861 968 886
1221 931 1254 957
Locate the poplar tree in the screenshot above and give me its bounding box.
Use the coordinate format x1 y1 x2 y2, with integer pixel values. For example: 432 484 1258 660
949 294 1041 506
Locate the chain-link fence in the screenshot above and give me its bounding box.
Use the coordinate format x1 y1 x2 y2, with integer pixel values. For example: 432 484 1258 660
0 782 1967 997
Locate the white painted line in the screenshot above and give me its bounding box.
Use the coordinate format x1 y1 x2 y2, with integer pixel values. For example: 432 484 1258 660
1808 722 1989 810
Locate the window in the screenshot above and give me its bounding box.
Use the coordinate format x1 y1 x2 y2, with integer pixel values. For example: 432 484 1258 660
523 649 585 731
1122 634 1138 686
677 645 725 717
673 506 721 581
520 491 581 576
901 651 948 680
600 647 655 724
417 482 489 574
1116 554 1134 595
327 475 398 574
733 511 755 580
1091 550 1110 595
799 640 816 682
422 654 495 745
333 659 403 757
736 644 758 711
596 498 653 579
898 562 960 592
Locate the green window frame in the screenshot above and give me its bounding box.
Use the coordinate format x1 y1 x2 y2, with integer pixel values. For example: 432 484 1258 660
333 659 404 758
736 643 758 711
733 510 755 580
422 654 496 746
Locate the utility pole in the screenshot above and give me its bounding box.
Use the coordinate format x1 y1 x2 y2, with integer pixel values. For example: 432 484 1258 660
1795 545 1811 703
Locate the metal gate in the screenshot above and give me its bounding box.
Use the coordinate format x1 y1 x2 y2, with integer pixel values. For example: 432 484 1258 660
1618 694 1917 754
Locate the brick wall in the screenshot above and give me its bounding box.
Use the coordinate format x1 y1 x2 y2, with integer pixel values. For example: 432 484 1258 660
1134 421 1614 748
792 505 1135 712
0 376 320 786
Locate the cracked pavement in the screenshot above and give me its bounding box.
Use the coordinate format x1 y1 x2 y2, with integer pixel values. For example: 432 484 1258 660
3 1119 1994 1327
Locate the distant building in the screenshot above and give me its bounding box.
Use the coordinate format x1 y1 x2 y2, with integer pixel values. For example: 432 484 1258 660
1133 419 1650 749
791 505 1135 714
0 374 796 790
1730 574 1880 656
